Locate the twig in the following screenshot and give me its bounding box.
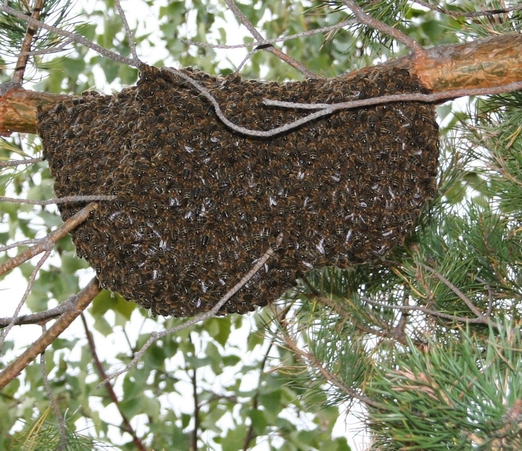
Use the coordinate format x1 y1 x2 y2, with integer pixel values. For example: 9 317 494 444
17 38 74 56
40 324 67 451
12 0 44 84
0 277 99 390
224 0 319 78
315 293 407 344
0 249 52 352
242 340 276 451
362 296 498 328
0 202 97 277
412 1 522 19
168 64 522 138
282 333 385 410
100 233 283 386
419 263 485 319
0 157 43 167
182 19 357 50
341 0 426 56
114 0 142 66
0 4 138 67
81 314 149 451
0 238 41 252
189 334 199 451
0 295 76 327
0 194 116 206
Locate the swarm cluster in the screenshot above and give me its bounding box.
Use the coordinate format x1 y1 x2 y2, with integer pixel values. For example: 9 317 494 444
38 65 439 317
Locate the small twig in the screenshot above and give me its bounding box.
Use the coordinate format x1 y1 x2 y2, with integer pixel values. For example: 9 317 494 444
182 19 357 50
0 295 76 327
341 0 427 56
0 277 99 390
412 1 522 19
101 233 283 386
12 0 45 84
17 38 74 56
114 0 142 67
242 340 276 451
81 314 149 451
0 249 52 352
0 194 116 206
224 0 319 78
0 157 43 167
0 202 97 277
0 3 138 67
420 263 485 319
189 335 199 451
362 296 498 328
40 324 67 451
282 332 385 410
0 238 41 252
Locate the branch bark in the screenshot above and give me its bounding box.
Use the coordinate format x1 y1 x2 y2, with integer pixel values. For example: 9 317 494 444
1 34 521 136
0 277 99 390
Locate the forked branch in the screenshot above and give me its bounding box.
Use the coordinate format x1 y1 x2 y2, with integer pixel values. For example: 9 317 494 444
0 277 100 390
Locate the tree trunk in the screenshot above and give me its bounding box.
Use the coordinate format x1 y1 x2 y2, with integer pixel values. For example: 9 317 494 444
1 33 521 136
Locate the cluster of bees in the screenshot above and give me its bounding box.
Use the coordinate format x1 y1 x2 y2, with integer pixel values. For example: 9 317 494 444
38 64 439 317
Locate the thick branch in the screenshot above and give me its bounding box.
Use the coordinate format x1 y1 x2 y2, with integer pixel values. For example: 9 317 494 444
0 83 71 136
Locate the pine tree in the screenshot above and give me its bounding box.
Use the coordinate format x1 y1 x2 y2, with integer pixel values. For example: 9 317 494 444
1 1 522 450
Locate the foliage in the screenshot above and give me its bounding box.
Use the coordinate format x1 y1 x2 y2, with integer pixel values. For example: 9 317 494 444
1 0 522 450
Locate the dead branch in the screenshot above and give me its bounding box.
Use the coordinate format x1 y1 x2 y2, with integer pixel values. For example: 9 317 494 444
0 277 100 391
0 157 43 167
0 194 116 206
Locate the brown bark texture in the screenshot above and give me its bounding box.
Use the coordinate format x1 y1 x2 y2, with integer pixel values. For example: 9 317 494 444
0 33 521 136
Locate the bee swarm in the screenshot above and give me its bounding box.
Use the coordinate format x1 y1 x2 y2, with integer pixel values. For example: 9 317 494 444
38 65 439 317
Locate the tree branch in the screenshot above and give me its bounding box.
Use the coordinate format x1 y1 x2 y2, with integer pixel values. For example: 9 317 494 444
181 19 357 50
0 202 97 277
224 0 320 78
0 277 99 391
0 248 52 351
0 4 138 68
281 333 385 411
0 194 116 206
80 314 149 451
341 0 427 56
0 296 76 327
12 0 45 84
40 324 67 451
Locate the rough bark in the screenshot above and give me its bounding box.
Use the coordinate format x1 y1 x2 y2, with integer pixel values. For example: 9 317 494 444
1 33 521 136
